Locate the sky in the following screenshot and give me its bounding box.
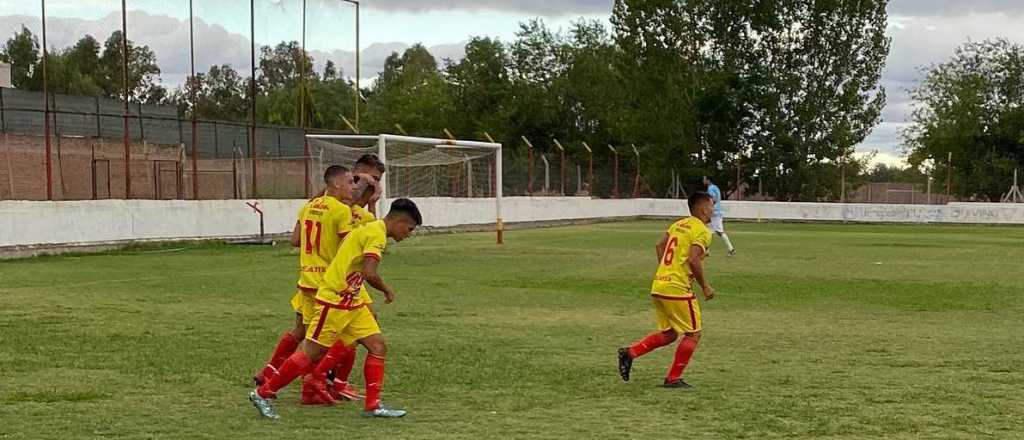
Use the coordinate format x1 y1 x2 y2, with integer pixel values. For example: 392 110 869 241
2 0 1023 167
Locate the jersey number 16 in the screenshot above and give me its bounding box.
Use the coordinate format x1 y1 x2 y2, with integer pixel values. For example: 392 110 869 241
662 237 679 266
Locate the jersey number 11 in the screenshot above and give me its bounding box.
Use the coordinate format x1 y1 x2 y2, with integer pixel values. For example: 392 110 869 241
304 220 322 255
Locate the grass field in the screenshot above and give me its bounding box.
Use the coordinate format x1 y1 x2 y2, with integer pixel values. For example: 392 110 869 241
2 220 1023 439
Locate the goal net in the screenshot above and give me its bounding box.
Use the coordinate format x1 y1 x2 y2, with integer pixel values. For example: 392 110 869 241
305 134 504 242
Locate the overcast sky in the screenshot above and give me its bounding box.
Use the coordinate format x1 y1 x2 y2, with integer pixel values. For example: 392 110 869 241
2 0 1023 166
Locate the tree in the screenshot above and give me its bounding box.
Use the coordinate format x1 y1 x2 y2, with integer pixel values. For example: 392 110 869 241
611 1 752 195
323 60 338 82
610 0 889 201
743 0 890 200
905 38 1024 200
0 25 40 89
98 31 167 103
172 63 249 121
36 35 104 96
363 44 453 136
445 37 513 139
258 41 315 92
508 19 572 144
66 35 101 78
864 163 928 184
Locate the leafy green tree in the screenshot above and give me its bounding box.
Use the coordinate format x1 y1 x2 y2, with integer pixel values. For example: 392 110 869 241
864 163 928 184
363 44 453 136
0 25 40 89
172 63 249 121
743 0 889 200
258 41 315 92
445 37 513 140
97 31 167 103
905 38 1024 200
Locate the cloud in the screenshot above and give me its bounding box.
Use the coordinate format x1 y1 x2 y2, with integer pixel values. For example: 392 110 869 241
364 0 612 15
0 12 250 86
853 150 908 168
862 11 1024 159
0 11 463 87
888 0 1024 17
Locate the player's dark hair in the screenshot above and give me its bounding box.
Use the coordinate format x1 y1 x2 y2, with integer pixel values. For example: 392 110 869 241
355 154 386 174
387 198 422 225
324 165 350 184
688 191 713 213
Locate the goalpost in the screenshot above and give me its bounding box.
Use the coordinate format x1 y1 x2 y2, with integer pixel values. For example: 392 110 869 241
305 133 504 244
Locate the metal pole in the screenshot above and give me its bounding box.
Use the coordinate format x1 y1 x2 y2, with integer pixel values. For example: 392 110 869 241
946 151 952 199
553 139 566 195
300 0 306 129
303 137 310 197
41 0 53 200
608 145 619 198
736 158 742 200
522 136 534 195
496 142 503 245
377 134 387 213
91 141 96 199
577 164 581 194
561 149 566 195
541 154 549 193
631 144 640 198
354 1 360 131
614 154 619 198
927 176 932 204
0 87 6 133
189 0 199 199
249 0 258 198
121 0 131 199
584 143 592 196
840 157 846 203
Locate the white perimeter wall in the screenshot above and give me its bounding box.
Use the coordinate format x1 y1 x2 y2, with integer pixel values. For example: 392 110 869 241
2 197 1024 247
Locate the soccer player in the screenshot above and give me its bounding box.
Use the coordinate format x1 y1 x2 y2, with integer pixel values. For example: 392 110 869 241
704 176 735 256
617 192 716 389
352 153 386 218
325 153 386 401
251 166 355 399
250 198 422 419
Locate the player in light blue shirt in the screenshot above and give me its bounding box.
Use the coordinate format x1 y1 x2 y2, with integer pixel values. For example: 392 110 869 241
703 176 735 256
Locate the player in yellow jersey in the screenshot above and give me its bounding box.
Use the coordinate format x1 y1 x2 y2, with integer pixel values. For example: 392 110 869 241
352 153 385 220
251 198 421 419
325 153 386 401
251 165 355 390
618 192 716 389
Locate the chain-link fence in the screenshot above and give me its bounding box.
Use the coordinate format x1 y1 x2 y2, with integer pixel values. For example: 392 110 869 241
0 87 322 200
0 89 659 201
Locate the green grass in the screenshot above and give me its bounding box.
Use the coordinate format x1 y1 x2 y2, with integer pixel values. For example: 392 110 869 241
1 221 1023 439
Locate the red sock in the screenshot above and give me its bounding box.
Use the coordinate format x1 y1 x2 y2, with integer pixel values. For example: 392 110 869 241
666 335 700 381
628 331 675 359
313 342 351 378
258 350 312 398
363 353 385 411
334 344 357 383
260 331 300 380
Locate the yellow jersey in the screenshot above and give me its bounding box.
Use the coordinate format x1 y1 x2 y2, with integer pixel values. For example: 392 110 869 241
316 219 388 309
350 204 378 304
651 217 712 298
296 195 354 291
351 204 377 227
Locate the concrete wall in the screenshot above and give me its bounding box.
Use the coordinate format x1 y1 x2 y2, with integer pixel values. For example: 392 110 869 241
3 197 1024 248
